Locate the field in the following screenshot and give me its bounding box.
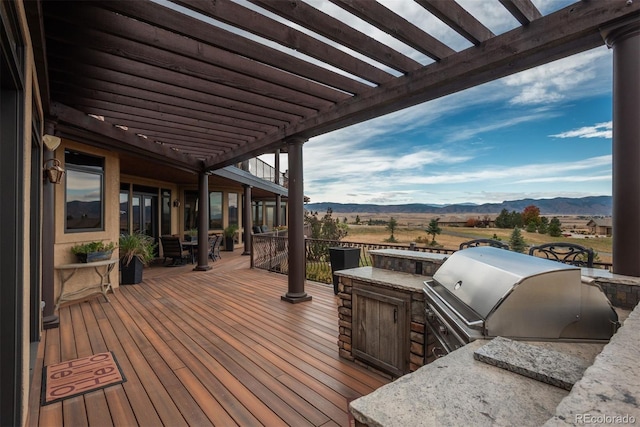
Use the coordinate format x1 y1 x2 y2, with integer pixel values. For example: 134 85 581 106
338 214 612 264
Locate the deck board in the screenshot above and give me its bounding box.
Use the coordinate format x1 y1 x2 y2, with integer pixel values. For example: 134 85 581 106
29 250 389 426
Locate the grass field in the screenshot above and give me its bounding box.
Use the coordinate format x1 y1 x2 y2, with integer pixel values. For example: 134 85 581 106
341 217 612 264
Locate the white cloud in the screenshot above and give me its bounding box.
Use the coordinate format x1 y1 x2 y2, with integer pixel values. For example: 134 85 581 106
404 156 611 185
503 48 611 105
550 122 612 139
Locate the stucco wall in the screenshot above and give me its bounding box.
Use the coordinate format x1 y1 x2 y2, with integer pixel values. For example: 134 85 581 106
16 1 39 424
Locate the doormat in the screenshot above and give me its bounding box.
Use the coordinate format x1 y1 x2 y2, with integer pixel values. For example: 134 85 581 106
42 351 126 405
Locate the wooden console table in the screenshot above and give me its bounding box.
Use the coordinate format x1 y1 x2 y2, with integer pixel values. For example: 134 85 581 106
55 259 118 310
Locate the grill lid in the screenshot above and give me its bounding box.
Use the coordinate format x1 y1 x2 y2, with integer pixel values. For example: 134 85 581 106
431 246 580 318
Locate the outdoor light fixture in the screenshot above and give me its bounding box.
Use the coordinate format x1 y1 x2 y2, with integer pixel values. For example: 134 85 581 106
173 199 181 207
43 158 65 184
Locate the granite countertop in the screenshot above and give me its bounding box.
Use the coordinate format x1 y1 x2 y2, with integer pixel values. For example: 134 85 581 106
349 340 605 427
369 249 450 262
349 306 640 427
335 266 427 292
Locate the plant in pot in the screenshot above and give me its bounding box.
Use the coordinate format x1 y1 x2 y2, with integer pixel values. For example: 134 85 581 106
223 224 238 251
119 233 157 285
71 240 116 263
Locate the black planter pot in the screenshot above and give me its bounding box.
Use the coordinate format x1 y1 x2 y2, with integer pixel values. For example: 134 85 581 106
121 257 144 285
329 247 361 294
224 236 234 251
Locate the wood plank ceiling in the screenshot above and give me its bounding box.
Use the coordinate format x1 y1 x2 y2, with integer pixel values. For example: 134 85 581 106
38 0 640 174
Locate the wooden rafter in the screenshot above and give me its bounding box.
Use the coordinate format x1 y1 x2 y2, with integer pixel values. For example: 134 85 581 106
328 0 455 61
499 0 543 25
247 0 423 73
415 0 495 45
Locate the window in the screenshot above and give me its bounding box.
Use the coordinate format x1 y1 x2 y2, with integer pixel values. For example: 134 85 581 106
65 150 105 232
119 188 129 235
161 189 171 236
253 201 263 225
209 191 222 229
184 190 227 231
184 190 198 231
228 192 238 227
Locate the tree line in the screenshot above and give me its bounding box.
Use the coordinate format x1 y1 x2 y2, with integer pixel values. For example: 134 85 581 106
494 205 562 237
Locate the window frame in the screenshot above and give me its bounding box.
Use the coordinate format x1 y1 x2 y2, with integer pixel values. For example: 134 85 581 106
64 149 106 233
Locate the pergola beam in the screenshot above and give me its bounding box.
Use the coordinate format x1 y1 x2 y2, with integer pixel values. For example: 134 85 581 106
202 0 640 170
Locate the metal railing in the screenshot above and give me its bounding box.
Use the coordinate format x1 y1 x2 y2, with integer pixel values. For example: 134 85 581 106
252 234 613 284
252 235 455 284
235 158 287 187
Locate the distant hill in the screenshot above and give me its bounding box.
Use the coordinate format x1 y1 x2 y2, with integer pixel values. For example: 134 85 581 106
305 196 612 216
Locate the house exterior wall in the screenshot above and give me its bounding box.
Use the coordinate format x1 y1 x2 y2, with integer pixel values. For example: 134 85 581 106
6 2 40 424
53 139 120 296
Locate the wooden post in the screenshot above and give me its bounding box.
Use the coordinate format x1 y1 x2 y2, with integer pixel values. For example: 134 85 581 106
243 184 252 255
194 171 211 271
282 137 311 303
604 19 640 276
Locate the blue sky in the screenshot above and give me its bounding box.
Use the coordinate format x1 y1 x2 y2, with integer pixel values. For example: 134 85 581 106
257 0 614 206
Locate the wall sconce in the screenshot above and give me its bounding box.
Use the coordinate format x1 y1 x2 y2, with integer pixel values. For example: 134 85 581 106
43 158 65 184
173 199 181 207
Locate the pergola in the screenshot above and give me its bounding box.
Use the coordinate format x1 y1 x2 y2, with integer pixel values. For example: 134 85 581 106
29 0 640 301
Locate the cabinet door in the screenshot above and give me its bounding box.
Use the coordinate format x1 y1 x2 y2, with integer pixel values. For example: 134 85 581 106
352 286 409 376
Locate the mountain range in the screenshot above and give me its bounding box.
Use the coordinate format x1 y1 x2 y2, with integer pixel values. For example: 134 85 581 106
305 196 612 216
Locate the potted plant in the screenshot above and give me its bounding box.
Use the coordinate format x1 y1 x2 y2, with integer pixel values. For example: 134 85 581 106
223 224 238 251
119 233 157 284
71 240 116 263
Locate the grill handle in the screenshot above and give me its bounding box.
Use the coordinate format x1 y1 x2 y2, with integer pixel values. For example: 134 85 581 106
424 280 484 327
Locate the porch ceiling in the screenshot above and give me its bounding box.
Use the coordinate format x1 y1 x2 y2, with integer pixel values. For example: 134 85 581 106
35 0 639 173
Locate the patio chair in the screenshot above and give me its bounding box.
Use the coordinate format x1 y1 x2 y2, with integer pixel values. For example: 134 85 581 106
160 236 190 266
209 235 222 261
459 239 509 250
528 242 594 268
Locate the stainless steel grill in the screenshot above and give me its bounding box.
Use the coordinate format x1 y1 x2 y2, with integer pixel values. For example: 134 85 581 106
423 247 620 358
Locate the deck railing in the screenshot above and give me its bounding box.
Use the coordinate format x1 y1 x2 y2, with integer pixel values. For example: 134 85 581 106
251 235 455 284
251 235 613 284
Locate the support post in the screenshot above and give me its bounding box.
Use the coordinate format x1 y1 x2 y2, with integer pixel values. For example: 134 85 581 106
42 143 59 329
274 149 281 228
243 184 252 255
194 171 211 271
603 19 640 276
282 138 311 303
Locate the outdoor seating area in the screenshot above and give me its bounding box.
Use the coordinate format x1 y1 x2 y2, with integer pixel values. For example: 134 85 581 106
159 236 190 266
28 251 389 426
459 239 509 250
529 242 595 268
459 239 594 268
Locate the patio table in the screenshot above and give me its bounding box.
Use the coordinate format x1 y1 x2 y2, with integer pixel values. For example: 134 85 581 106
55 259 118 310
181 240 198 264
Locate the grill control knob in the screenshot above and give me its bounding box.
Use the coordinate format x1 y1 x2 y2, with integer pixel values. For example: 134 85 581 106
426 310 435 321
438 325 448 335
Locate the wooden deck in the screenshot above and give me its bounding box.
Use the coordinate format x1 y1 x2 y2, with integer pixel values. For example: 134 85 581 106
28 250 390 427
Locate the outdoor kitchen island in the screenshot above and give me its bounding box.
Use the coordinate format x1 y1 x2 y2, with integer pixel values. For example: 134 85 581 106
348 305 639 426
336 248 640 426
